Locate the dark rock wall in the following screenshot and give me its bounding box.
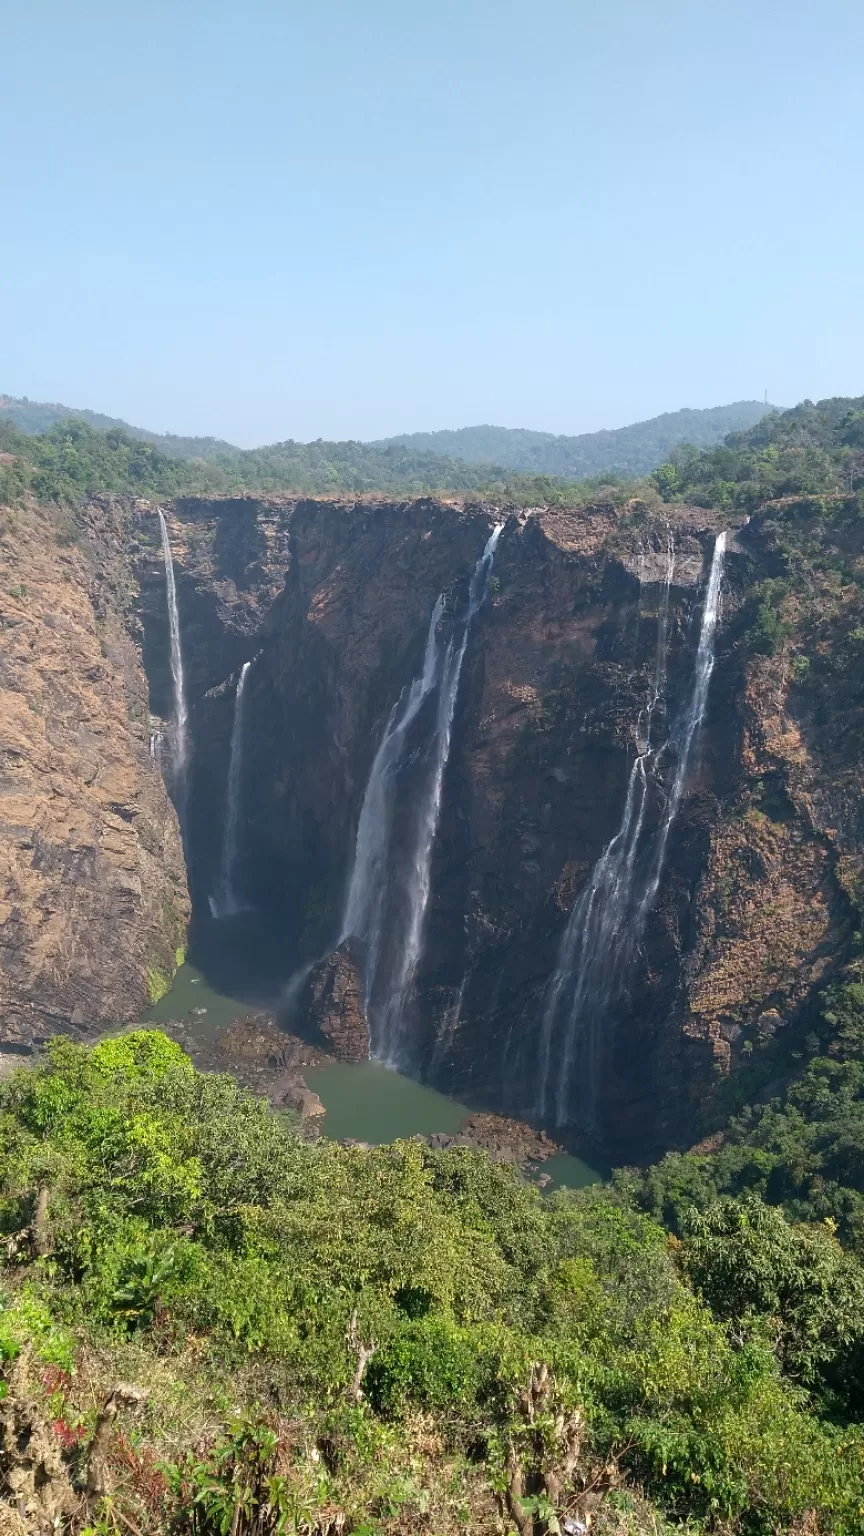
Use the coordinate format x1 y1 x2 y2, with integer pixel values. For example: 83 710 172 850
126 494 857 1162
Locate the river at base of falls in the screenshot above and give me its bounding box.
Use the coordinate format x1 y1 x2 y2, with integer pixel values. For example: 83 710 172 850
141 914 598 1193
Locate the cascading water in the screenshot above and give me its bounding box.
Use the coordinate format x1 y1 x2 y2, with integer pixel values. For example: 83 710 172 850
157 509 189 785
537 530 727 1130
339 594 445 990
213 660 252 918
341 524 504 1063
377 524 503 1063
635 530 727 925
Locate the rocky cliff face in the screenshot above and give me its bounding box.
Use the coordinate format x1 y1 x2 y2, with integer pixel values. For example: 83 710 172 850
0 498 188 1044
6 489 858 1163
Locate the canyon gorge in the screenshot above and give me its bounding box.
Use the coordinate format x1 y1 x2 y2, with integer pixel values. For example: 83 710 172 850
0 486 858 1162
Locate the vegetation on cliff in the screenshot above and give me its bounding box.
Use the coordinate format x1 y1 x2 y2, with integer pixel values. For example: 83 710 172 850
653 396 864 509
621 978 864 1256
2 1032 864 1533
628 399 864 1310
1 391 860 510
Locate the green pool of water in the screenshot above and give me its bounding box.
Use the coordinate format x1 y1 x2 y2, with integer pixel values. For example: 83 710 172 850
143 961 252 1043
304 1059 471 1142
533 1151 600 1192
143 925 601 1193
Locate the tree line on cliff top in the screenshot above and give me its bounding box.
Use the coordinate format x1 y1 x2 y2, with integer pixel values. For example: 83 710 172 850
2 393 864 510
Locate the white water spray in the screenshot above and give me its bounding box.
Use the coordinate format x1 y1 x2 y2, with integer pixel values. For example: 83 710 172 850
635 530 727 925
378 524 503 1063
341 524 504 1062
214 660 252 917
340 593 445 990
157 509 189 783
537 531 726 1129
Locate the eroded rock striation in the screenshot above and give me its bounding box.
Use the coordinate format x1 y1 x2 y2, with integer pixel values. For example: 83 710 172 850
0 498 188 1043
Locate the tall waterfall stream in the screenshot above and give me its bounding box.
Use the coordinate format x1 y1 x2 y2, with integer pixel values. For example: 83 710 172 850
157 508 189 787
341 524 503 1063
537 531 728 1129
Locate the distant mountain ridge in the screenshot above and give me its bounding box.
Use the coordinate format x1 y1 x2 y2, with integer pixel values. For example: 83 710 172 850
1 393 774 479
374 402 775 478
0 395 239 461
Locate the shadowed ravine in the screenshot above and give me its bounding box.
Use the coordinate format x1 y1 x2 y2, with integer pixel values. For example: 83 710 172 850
115 493 851 1166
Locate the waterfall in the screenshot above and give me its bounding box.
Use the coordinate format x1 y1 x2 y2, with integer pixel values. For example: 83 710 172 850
157 509 189 783
378 524 503 1064
637 526 675 751
214 661 252 917
341 523 504 1063
339 593 445 989
537 530 726 1130
635 530 727 925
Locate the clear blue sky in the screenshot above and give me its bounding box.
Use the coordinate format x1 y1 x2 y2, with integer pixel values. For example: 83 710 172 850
2 0 863 445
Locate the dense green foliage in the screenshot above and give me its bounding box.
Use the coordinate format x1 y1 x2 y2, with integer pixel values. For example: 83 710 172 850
0 418 204 505
375 403 772 478
3 393 771 481
2 1034 864 1533
653 396 864 509
0 415 514 504
0 414 631 507
0 393 239 459
620 979 864 1263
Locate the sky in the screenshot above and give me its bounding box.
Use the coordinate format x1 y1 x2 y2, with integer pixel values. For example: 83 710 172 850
2 0 863 446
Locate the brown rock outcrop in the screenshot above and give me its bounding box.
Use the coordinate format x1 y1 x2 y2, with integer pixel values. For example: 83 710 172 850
297 940 369 1061
0 1351 78 1531
274 1078 326 1118
0 498 188 1043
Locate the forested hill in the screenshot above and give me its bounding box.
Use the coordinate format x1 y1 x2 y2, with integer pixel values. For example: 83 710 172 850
3 393 771 479
374 401 773 477
1 394 860 507
0 394 239 461
653 393 864 507
0 416 510 504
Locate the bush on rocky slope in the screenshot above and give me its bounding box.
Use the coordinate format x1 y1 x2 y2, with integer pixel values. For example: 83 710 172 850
1 1033 864 1534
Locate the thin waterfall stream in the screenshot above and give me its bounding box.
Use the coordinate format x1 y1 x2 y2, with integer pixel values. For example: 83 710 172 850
537 530 727 1130
157 508 189 787
212 660 252 918
341 524 504 1064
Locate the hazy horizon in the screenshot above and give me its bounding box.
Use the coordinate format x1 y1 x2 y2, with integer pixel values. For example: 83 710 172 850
3 1 863 446
0 389 779 451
